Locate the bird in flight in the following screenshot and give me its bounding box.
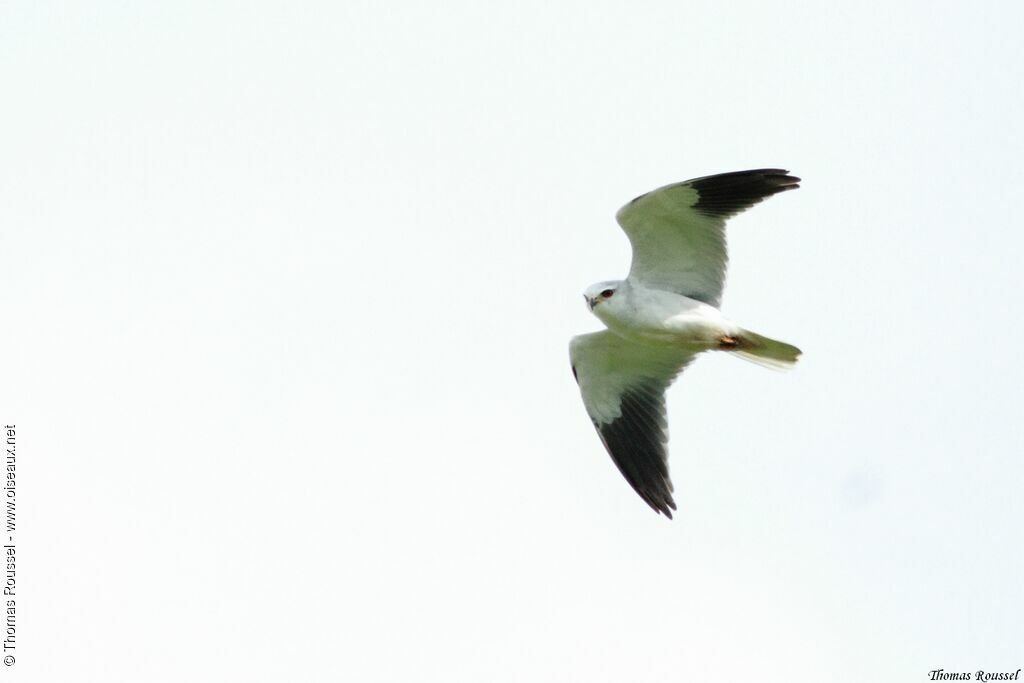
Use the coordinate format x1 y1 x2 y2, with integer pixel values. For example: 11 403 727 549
569 169 802 518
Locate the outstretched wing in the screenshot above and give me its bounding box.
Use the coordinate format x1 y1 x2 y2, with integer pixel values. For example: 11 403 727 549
616 169 800 307
569 331 695 518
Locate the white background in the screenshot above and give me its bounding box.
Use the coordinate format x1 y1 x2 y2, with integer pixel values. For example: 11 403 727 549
2 2 1022 681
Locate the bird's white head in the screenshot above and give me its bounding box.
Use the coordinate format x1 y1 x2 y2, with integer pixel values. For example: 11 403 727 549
583 280 624 313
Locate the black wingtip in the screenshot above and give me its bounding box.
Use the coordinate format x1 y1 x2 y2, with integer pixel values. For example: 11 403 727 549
650 490 677 519
690 168 800 219
595 388 679 520
637 479 677 519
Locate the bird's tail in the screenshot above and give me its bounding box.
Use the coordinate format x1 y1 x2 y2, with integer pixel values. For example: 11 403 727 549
727 329 802 370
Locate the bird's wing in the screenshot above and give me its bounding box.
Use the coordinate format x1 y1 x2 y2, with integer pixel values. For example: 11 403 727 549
616 169 800 307
569 331 696 518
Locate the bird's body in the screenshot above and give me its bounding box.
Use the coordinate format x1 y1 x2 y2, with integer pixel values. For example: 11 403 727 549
589 280 736 348
570 169 802 518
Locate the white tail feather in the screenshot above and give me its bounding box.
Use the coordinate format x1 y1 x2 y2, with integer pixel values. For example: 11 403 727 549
729 329 802 370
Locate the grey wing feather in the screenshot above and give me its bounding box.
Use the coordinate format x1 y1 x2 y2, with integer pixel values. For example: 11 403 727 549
616 169 799 307
569 331 694 518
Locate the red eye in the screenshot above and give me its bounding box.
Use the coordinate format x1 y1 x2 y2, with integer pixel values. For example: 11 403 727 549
601 289 614 298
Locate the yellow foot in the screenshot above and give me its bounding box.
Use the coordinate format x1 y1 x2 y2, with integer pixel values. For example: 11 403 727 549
718 335 740 349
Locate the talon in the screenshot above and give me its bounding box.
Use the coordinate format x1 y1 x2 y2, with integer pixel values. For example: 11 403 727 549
718 336 739 349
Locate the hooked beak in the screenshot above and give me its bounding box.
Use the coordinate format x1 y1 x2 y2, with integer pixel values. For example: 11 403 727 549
584 295 596 311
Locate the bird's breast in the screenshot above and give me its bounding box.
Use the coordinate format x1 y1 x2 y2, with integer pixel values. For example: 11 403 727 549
596 289 729 346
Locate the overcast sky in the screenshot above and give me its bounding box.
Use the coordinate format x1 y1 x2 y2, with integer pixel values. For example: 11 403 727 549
2 1 1022 681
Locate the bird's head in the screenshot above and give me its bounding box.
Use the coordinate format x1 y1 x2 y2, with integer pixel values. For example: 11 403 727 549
583 281 623 312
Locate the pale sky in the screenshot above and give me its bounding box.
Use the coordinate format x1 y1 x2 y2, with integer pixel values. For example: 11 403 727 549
2 2 1022 681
